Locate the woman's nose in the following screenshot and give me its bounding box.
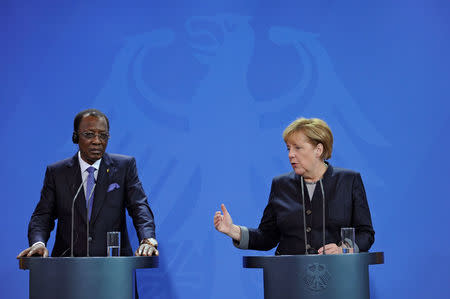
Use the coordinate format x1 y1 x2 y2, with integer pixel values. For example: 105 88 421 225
288 150 294 158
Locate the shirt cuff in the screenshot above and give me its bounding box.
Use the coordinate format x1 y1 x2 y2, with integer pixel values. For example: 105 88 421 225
232 226 249 249
32 241 45 247
140 238 158 248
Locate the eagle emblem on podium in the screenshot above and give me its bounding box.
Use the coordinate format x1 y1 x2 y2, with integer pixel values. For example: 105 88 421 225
303 263 331 292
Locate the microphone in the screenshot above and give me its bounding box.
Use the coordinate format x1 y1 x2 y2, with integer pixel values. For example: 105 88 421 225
319 179 326 255
71 176 88 257
300 176 308 254
300 177 327 255
86 182 96 257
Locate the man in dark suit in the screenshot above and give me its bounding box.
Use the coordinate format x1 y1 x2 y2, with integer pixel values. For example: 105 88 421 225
18 109 158 258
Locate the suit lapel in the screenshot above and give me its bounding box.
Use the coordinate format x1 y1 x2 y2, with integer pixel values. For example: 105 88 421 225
65 154 88 224
90 153 113 224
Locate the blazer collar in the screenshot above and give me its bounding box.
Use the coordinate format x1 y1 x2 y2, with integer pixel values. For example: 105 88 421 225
66 153 81 194
294 162 334 182
322 161 333 180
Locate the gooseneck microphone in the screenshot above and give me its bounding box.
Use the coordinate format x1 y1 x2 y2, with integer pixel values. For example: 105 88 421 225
300 176 327 255
300 176 308 255
71 176 88 257
319 179 326 255
86 183 96 257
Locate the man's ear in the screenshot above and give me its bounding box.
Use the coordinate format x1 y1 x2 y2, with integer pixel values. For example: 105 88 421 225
72 132 79 144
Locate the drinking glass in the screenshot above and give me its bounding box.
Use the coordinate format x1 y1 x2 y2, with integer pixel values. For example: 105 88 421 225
106 231 121 256
340 227 355 254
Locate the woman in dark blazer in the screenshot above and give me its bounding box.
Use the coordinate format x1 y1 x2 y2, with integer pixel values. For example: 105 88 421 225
214 117 374 255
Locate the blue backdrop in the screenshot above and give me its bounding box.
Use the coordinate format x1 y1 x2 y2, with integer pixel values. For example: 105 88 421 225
2 0 450 298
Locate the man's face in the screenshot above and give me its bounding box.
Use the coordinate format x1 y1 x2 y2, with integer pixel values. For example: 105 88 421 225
77 115 109 164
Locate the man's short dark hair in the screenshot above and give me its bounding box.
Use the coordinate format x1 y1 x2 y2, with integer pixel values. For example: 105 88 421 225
73 109 110 132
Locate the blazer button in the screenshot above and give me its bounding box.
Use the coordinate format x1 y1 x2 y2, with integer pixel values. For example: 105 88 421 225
306 244 311 250
88 236 93 242
306 210 312 215
306 227 311 233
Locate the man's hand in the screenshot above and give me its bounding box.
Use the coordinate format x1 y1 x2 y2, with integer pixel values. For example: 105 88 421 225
17 243 49 258
318 243 342 255
135 238 159 256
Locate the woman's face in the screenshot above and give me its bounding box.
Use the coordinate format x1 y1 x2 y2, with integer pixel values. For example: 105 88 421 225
286 131 322 177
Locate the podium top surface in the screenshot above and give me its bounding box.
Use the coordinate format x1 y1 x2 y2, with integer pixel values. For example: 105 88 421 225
19 256 159 270
243 252 384 268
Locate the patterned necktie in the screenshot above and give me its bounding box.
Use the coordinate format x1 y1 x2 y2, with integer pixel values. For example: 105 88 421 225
85 166 96 220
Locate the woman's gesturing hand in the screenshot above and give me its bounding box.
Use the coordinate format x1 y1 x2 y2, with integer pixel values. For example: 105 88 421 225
214 204 242 241
214 204 233 234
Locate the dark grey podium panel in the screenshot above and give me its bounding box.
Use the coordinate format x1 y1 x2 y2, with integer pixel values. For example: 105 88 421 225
19 257 159 299
244 252 384 299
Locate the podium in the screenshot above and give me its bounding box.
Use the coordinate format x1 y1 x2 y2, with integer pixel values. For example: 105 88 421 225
19 256 159 299
243 252 383 299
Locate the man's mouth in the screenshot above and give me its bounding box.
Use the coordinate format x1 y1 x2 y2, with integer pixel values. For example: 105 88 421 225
90 149 102 154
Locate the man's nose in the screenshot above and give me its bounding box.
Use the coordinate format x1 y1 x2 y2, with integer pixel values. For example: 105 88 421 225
91 134 101 144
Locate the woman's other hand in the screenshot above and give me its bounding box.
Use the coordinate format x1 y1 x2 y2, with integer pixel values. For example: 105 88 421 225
318 243 342 255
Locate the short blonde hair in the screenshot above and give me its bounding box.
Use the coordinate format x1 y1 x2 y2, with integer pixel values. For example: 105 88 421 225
282 117 333 160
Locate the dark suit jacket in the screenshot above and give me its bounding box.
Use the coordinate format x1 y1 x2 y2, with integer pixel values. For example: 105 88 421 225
248 164 374 255
28 152 156 257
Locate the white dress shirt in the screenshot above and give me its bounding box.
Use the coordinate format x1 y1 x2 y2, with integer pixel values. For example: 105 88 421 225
78 151 101 201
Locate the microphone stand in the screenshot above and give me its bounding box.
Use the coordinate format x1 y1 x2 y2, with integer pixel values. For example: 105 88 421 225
300 177 327 255
86 184 96 257
319 179 326 255
71 178 87 257
300 177 308 255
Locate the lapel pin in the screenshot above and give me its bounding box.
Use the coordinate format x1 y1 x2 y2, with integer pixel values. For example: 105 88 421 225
107 168 110 173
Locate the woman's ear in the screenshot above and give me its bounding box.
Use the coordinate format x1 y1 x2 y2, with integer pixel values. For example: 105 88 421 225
316 143 324 158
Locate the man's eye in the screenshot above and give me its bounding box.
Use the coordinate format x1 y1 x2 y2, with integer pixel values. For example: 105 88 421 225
99 133 109 140
84 132 95 138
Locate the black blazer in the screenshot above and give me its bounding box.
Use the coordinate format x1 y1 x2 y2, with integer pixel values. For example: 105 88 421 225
28 153 155 257
248 164 374 255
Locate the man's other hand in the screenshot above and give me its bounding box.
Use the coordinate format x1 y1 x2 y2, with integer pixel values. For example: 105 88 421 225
17 243 49 258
